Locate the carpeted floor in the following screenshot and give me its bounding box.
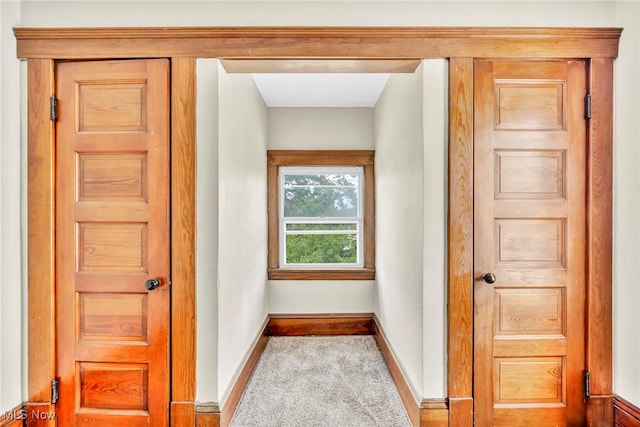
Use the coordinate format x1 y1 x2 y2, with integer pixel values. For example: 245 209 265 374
230 335 411 427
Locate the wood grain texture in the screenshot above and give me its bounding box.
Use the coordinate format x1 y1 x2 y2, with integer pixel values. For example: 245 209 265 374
267 269 375 280
27 59 55 405
363 159 376 269
220 59 421 74
171 402 195 427
615 396 640 427
269 314 374 336
195 411 220 427
588 395 614 427
13 27 622 60
473 59 587 425
0 403 25 427
267 157 279 270
24 403 55 427
586 58 614 404
220 322 269 427
171 57 197 404
447 57 474 406
19 25 621 427
55 59 171 426
372 317 419 427
448 397 473 427
420 399 449 427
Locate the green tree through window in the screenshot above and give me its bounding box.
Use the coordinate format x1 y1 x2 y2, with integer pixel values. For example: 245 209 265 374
281 168 362 266
267 150 375 280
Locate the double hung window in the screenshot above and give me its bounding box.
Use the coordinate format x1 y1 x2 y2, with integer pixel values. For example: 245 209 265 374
267 150 375 280
280 167 363 268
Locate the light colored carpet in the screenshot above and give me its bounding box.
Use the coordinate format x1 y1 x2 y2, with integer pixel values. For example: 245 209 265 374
230 336 411 427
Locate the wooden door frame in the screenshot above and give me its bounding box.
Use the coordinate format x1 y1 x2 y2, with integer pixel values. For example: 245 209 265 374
15 27 620 426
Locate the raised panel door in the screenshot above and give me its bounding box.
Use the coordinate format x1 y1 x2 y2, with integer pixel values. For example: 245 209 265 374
55 59 170 426
474 60 587 426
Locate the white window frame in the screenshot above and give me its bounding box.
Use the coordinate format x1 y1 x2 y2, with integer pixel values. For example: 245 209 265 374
278 166 364 269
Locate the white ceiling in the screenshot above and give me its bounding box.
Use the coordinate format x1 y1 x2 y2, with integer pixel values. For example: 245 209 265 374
252 73 390 108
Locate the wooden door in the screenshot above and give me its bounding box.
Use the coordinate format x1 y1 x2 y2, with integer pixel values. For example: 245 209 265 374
473 60 587 426
55 59 170 426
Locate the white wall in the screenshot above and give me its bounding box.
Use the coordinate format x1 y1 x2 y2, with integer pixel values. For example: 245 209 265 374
613 0 640 407
267 107 376 314
216 68 269 404
196 59 220 404
268 108 374 151
1 0 637 412
374 66 425 401
18 1 616 27
0 0 24 412
421 59 448 399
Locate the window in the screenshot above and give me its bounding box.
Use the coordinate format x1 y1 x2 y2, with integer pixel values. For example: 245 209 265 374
280 166 363 267
268 150 375 280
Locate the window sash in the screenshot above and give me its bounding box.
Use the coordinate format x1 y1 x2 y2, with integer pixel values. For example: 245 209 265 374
279 166 364 268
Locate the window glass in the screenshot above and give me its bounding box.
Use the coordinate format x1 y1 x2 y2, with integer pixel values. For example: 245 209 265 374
280 167 363 267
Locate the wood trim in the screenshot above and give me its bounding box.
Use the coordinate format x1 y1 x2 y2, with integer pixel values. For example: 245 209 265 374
195 403 220 427
588 396 614 427
374 316 450 427
171 57 197 405
171 402 196 427
448 398 473 427
24 403 56 426
447 57 474 425
420 399 449 427
615 396 640 427
220 59 422 74
267 269 375 281
220 321 270 427
0 403 25 427
586 57 614 425
268 313 374 336
19 26 621 427
266 150 376 280
373 316 420 427
267 152 279 270
27 58 56 406
363 156 376 270
267 150 375 166
14 27 622 60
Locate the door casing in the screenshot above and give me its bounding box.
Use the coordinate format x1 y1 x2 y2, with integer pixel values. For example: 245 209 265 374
16 27 619 426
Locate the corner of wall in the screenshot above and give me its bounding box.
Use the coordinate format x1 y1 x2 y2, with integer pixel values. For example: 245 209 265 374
196 58 221 403
1 0 25 412
421 59 448 399
373 61 427 401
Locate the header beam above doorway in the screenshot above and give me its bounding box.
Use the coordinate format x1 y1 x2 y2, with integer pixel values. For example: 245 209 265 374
219 59 421 74
14 26 622 60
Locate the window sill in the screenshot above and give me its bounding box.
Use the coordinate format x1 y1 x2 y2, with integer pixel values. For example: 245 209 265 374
267 268 375 280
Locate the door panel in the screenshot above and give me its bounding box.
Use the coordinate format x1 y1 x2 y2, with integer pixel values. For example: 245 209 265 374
56 59 170 426
474 60 586 426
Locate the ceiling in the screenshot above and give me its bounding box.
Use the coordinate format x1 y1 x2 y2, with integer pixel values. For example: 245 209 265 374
252 73 390 107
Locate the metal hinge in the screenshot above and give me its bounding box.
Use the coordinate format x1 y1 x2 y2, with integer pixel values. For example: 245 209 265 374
585 93 592 119
51 378 59 404
50 96 58 122
583 370 590 399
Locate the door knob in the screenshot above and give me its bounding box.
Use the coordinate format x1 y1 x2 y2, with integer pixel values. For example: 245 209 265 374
480 272 497 284
145 278 161 291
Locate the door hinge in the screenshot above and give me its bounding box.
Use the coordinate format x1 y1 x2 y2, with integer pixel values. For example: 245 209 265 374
50 96 58 122
51 378 59 404
585 93 592 119
583 370 590 399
